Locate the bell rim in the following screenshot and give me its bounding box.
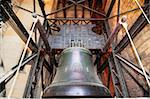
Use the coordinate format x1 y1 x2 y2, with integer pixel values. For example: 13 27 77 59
43 82 111 97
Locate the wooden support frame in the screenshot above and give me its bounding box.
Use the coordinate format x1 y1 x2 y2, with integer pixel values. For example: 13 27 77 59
1 1 38 52
68 0 106 17
114 12 148 53
46 0 85 16
104 19 129 97
106 0 116 17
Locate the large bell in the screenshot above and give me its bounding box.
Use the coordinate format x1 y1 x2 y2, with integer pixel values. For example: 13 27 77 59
43 47 111 97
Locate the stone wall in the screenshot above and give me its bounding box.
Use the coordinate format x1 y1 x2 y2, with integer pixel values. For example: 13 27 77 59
0 0 56 97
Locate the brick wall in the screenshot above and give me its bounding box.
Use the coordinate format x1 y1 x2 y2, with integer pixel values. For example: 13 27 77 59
104 0 149 97
108 0 144 44
121 24 150 72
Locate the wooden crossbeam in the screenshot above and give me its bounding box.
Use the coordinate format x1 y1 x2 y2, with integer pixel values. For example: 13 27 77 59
68 0 106 17
46 0 85 16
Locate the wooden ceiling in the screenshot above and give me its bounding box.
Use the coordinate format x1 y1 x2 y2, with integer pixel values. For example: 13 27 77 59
9 0 108 34
45 0 107 34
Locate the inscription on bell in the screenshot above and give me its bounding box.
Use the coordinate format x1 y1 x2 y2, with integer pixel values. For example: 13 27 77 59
70 63 83 72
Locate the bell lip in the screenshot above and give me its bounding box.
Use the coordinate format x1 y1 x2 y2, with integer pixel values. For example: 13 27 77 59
42 83 111 98
44 81 105 90
60 47 92 56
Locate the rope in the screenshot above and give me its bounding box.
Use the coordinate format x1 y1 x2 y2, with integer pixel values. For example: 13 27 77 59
119 17 150 88
134 0 150 24
8 17 38 98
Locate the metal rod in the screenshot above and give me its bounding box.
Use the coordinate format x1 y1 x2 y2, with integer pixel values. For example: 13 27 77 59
106 0 115 17
37 0 46 19
74 0 77 18
12 2 149 21
8 17 38 98
112 51 129 97
106 1 150 19
0 53 37 84
36 20 51 54
117 0 120 21
115 86 123 96
115 54 150 80
62 0 67 18
122 63 149 93
33 56 44 97
102 17 124 52
23 38 43 98
112 69 119 78
120 20 150 88
106 68 111 88
104 19 129 97
108 57 120 97
107 6 143 20
12 4 43 17
82 1 85 18
33 0 36 13
114 13 147 53
41 65 44 91
134 0 150 24
43 59 53 73
1 2 38 52
104 21 124 97
97 60 108 73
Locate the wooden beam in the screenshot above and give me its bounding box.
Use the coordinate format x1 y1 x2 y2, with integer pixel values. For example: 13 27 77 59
91 0 96 16
82 1 85 18
114 13 148 53
1 2 38 52
48 17 105 21
46 0 85 16
68 0 106 17
62 0 67 18
102 0 107 11
36 20 51 53
74 0 77 18
106 0 115 17
38 0 46 19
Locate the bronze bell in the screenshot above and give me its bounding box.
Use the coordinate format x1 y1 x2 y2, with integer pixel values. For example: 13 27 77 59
43 47 111 97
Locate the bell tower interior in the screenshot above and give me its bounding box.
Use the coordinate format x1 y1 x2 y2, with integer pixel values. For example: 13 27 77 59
0 0 150 98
